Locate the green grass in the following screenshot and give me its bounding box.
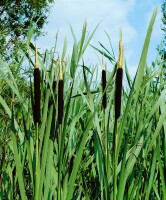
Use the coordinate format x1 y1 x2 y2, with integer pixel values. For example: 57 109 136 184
0 7 166 200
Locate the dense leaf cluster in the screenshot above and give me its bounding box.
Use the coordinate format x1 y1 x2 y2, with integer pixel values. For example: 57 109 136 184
0 0 54 60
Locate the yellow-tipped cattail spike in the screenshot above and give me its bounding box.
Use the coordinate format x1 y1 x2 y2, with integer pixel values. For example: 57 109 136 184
58 60 64 124
59 59 63 80
102 55 105 71
118 40 123 68
115 38 123 120
35 45 39 69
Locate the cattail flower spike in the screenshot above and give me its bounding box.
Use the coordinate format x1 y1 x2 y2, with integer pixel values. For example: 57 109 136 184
34 45 40 123
102 55 107 109
115 38 123 120
58 59 64 124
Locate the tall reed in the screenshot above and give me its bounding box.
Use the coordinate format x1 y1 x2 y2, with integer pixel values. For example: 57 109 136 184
101 56 109 198
113 38 123 200
34 46 40 200
58 60 64 200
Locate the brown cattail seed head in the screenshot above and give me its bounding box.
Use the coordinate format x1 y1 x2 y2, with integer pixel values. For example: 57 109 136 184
34 46 40 123
58 61 63 124
102 56 107 109
115 68 123 120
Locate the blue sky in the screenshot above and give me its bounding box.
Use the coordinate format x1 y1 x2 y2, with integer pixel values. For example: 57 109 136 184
37 0 163 76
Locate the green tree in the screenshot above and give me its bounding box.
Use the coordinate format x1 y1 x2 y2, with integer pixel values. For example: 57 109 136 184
0 0 54 60
161 0 166 32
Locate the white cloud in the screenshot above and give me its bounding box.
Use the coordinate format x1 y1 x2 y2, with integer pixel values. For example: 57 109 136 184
36 0 163 75
37 0 137 53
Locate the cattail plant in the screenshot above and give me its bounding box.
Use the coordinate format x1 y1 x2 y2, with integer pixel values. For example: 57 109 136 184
58 60 63 124
115 39 123 120
57 60 64 200
113 37 123 200
102 55 109 199
34 46 40 124
34 46 40 200
102 56 107 109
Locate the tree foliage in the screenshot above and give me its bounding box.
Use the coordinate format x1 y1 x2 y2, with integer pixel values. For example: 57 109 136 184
0 0 54 60
161 0 166 33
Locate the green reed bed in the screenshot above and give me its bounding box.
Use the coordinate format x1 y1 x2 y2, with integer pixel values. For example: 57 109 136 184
0 6 166 200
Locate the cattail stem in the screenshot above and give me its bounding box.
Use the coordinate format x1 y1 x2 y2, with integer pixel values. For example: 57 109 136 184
103 109 109 199
58 124 62 200
113 120 118 200
35 123 39 200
